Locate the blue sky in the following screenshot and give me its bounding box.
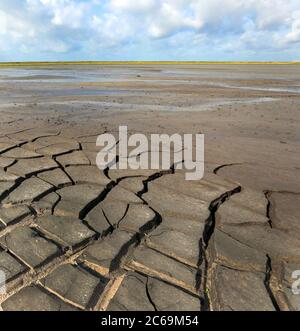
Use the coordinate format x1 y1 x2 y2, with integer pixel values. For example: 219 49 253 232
0 0 300 61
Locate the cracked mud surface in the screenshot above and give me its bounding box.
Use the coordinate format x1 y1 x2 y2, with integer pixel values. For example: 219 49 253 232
0 64 299 311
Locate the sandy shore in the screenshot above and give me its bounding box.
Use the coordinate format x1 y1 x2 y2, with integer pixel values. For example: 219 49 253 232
0 64 299 311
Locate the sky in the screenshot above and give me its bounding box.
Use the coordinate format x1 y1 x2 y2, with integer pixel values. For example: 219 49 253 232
0 0 300 61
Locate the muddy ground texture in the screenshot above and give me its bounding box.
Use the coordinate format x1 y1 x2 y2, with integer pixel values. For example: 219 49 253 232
0 64 299 311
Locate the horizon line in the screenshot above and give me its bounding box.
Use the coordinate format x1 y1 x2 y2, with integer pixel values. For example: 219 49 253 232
0 60 300 66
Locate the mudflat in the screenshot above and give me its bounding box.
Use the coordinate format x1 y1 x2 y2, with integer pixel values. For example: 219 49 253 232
0 64 299 311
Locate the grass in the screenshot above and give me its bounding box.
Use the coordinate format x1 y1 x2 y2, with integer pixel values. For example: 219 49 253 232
0 61 299 67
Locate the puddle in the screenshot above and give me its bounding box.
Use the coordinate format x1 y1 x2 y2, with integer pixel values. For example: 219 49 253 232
1 75 76 81
0 97 278 113
204 82 300 94
0 68 141 83
193 97 278 111
29 89 132 97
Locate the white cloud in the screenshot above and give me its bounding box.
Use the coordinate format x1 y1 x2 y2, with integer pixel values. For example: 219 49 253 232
91 13 133 47
286 11 300 43
147 2 203 38
110 0 156 13
0 0 299 60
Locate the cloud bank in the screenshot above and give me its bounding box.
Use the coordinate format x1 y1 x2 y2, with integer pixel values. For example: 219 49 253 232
0 0 300 61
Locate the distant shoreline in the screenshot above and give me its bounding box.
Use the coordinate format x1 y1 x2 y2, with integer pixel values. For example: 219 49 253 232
0 61 299 67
